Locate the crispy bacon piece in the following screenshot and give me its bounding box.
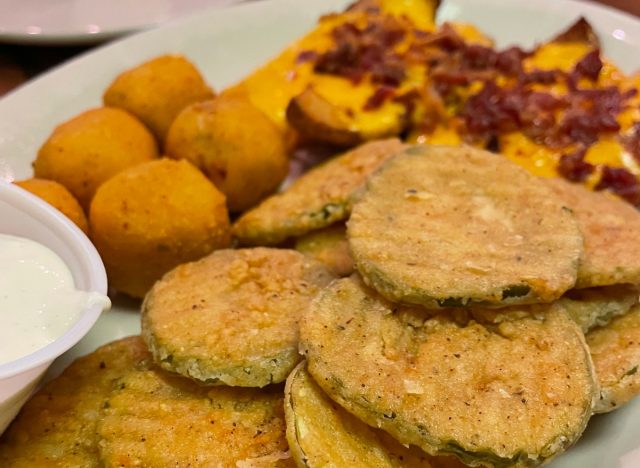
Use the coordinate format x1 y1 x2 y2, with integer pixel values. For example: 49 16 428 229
496 46 529 75
296 50 319 64
520 69 562 85
462 84 565 143
313 17 407 86
557 148 594 182
364 85 395 110
572 49 603 82
462 82 521 138
596 166 640 206
560 87 630 146
623 122 640 164
463 79 633 149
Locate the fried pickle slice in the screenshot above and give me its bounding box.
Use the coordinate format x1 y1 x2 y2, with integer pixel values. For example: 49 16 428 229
300 277 597 467
294 223 354 277
233 139 405 246
588 304 640 413
559 285 639 333
547 178 640 288
97 369 293 467
142 248 334 387
285 362 464 468
473 285 639 334
0 336 150 467
348 145 583 308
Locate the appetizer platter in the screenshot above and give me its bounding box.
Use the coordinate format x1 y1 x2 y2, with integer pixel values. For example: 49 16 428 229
1 0 640 466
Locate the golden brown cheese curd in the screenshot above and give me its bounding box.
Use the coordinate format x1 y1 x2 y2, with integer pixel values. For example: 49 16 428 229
103 54 215 143
165 95 288 213
89 158 230 298
33 107 158 210
14 178 89 234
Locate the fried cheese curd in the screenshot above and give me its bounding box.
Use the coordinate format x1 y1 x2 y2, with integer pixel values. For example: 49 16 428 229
300 277 597 468
165 95 289 213
13 178 89 234
0 336 150 467
89 158 230 298
233 138 405 246
348 145 583 308
142 248 334 387
33 107 158 210
103 54 215 142
285 362 465 468
588 303 640 414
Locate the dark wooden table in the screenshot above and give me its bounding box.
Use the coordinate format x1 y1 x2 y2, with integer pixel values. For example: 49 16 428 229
0 0 638 97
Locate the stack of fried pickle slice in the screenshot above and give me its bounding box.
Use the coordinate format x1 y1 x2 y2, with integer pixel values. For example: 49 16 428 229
299 144 640 467
2 143 640 468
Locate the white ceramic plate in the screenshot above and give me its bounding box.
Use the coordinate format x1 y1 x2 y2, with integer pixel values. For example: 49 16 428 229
0 0 243 45
0 0 639 465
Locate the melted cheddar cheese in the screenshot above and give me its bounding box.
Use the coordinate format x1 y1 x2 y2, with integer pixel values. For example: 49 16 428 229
223 0 439 137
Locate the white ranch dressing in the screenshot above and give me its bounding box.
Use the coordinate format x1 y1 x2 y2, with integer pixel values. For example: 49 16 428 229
0 234 110 365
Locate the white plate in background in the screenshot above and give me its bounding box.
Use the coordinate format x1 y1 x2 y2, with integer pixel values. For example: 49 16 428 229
0 0 639 466
0 0 244 45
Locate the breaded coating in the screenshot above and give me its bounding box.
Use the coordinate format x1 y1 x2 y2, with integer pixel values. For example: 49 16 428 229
294 223 354 277
142 248 334 387
348 145 583 308
546 178 640 288
469 285 639 334
233 139 405 246
14 178 89 234
300 277 596 467
285 362 465 468
103 54 215 142
0 336 150 467
33 107 158 209
97 370 293 467
588 304 640 413
90 158 231 298
559 285 639 333
166 95 288 212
